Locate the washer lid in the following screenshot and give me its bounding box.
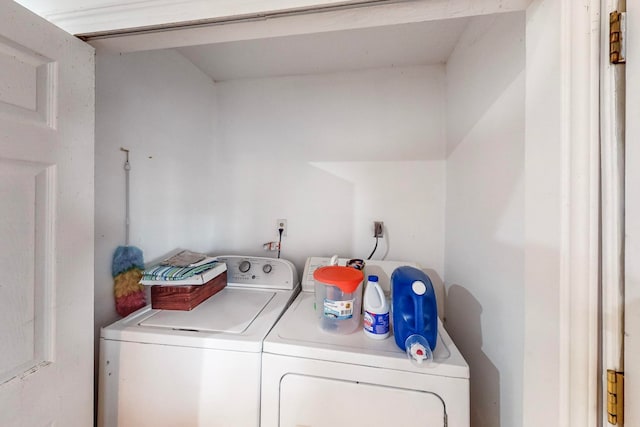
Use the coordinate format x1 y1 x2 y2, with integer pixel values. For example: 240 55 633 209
101 286 298 352
140 288 274 333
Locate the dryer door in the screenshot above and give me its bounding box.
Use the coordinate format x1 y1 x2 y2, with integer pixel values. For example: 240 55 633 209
280 374 446 426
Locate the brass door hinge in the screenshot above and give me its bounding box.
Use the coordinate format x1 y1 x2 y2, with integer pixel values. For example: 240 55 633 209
607 369 624 425
610 11 626 64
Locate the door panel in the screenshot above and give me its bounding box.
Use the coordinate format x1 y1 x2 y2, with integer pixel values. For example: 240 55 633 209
279 374 446 427
0 160 54 385
0 35 55 126
0 2 95 426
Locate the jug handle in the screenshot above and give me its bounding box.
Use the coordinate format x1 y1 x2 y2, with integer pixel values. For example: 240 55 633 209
374 283 386 310
413 283 425 332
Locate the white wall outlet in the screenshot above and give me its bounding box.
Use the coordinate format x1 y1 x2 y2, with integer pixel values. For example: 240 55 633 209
277 219 287 237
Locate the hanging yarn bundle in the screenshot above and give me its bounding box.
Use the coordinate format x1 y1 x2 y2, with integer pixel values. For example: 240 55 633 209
113 148 146 317
113 245 146 317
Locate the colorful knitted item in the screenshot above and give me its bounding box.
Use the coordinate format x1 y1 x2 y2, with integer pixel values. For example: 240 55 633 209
112 245 146 317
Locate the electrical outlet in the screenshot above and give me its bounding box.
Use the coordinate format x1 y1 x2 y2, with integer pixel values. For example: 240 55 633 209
277 219 287 237
374 221 384 238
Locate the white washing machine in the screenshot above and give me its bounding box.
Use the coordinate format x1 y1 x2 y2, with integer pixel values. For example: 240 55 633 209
97 255 299 427
261 257 469 427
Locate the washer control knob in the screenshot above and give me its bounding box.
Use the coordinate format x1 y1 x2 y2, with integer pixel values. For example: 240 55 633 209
263 264 273 274
239 260 251 273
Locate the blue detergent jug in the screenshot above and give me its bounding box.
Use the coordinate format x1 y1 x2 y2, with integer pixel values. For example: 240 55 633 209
391 266 438 364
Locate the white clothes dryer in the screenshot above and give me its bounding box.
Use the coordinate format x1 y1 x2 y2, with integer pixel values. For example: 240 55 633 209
261 257 469 427
98 255 299 427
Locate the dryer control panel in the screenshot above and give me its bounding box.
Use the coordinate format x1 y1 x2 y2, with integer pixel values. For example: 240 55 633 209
217 255 299 290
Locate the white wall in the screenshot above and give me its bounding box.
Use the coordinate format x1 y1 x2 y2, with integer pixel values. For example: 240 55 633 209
94 49 219 332
95 57 447 321
212 66 447 275
444 12 525 427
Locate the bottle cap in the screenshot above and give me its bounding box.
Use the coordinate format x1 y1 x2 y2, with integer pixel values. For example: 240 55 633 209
368 275 379 282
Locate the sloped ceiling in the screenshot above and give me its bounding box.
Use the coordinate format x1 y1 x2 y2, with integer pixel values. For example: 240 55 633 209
177 17 469 81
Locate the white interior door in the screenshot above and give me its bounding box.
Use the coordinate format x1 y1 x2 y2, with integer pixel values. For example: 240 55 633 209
626 4 639 427
0 1 95 426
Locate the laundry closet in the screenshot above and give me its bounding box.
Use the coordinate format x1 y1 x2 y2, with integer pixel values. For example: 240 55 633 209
3 1 605 427
91 6 532 427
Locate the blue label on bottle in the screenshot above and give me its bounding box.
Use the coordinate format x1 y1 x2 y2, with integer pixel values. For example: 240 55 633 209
363 310 389 334
323 298 354 320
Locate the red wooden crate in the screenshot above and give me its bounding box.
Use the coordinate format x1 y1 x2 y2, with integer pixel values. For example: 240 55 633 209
150 271 227 311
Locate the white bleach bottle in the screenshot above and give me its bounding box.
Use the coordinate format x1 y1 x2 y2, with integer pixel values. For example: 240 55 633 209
363 275 390 339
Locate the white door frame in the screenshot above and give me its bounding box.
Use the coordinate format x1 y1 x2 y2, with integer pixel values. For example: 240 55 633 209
600 0 626 426
523 1 601 426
